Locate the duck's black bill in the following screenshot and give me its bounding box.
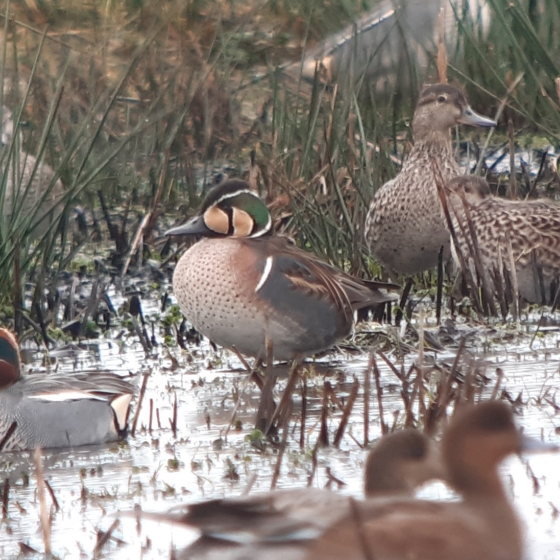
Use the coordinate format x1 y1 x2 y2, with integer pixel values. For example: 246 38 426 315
165 215 210 237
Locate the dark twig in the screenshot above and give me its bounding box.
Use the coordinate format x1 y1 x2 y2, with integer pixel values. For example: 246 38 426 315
372 353 388 436
131 373 150 437
334 375 359 447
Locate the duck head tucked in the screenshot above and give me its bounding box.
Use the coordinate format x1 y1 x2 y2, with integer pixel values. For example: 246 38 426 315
0 329 21 389
0 327 134 451
445 174 560 305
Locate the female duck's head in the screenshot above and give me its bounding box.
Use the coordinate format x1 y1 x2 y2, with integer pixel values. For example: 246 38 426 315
412 84 496 139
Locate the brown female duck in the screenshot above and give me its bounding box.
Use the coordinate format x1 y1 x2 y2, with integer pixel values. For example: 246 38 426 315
304 400 556 560
364 84 496 278
165 179 398 362
446 174 560 305
126 428 443 559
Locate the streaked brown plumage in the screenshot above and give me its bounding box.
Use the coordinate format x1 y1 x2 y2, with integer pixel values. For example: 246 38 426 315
446 175 560 304
364 84 496 278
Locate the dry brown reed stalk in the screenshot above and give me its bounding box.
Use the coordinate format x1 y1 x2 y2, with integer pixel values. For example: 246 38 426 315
506 238 520 321
265 361 301 435
170 392 178 437
433 160 497 316
44 480 60 512
134 503 142 535
436 7 448 84
377 351 416 427
18 543 39 555
460 362 477 405
371 353 388 436
363 353 371 445
507 118 517 199
0 422 17 451
491 368 505 400
489 252 509 318
437 336 467 410
270 399 292 490
226 355 265 437
255 373 277 433
333 375 359 447
255 336 277 434
148 398 153 433
425 338 468 434
416 306 427 428
318 381 331 447
130 372 150 437
2 479 9 519
307 443 319 487
129 296 153 356
436 246 444 325
300 374 307 449
33 448 51 556
394 278 413 327
93 519 119 558
231 347 259 385
121 213 151 278
144 147 171 240
402 364 417 428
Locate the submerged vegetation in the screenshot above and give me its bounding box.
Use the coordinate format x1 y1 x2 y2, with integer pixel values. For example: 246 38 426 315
0 0 559 329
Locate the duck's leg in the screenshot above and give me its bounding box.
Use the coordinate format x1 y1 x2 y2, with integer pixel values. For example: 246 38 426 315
265 358 302 436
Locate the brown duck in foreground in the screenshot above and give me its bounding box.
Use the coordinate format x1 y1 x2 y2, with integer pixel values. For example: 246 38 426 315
304 400 557 560
446 175 560 305
126 429 443 560
364 84 496 279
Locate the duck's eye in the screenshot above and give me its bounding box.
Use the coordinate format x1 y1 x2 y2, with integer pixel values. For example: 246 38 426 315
437 95 447 103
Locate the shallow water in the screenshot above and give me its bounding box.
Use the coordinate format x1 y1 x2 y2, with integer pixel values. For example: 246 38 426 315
0 312 559 559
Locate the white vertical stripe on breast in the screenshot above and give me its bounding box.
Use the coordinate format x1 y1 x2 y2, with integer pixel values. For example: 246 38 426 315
255 256 274 292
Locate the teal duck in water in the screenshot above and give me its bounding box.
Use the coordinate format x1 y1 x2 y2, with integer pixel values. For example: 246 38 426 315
446 175 560 305
364 84 496 279
125 428 444 559
305 400 557 560
165 179 398 362
0 328 134 451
